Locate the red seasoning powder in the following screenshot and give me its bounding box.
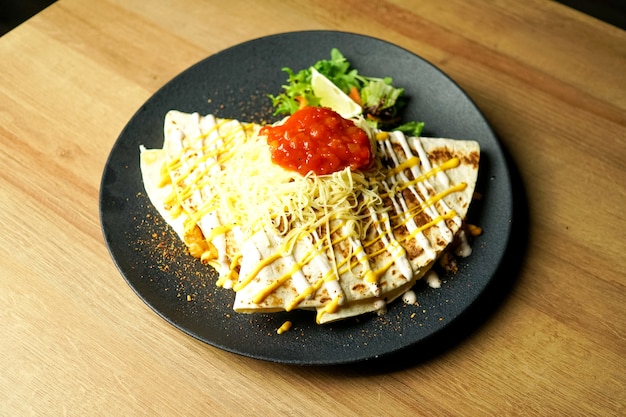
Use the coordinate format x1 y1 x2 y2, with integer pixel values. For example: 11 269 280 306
260 106 373 176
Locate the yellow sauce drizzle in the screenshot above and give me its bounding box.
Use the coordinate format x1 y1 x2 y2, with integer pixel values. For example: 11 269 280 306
381 157 460 199
252 261 305 304
385 156 420 177
391 182 467 230
276 321 292 334
406 210 458 241
232 252 283 292
216 253 243 287
203 223 232 243
315 295 343 324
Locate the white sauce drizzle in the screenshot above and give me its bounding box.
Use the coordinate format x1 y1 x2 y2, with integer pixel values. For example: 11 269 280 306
402 290 417 305
392 133 455 244
425 270 441 288
455 229 473 258
265 231 310 296
367 207 413 280
343 223 380 296
408 136 463 231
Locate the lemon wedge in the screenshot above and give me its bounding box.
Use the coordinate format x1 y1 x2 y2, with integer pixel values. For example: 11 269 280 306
310 67 362 119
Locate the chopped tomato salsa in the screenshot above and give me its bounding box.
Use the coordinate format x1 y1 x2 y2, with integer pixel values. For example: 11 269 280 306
260 106 373 176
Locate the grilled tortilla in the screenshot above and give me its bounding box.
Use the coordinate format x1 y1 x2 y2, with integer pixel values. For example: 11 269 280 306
140 110 479 324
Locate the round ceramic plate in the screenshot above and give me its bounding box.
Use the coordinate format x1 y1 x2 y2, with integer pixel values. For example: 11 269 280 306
100 31 513 365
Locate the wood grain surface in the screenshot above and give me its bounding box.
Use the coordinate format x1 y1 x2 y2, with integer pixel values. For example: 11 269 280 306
1 0 624 415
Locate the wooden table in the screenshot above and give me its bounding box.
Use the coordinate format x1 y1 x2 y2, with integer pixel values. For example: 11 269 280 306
1 0 624 415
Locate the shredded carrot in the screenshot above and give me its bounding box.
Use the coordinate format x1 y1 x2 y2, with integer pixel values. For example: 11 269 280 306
348 86 362 106
295 96 308 109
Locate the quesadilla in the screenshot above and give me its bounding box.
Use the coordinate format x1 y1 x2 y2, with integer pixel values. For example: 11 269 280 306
140 109 480 324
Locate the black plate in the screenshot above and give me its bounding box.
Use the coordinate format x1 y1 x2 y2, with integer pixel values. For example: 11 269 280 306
100 31 513 365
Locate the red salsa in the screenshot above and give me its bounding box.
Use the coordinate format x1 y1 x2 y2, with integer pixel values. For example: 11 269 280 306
260 106 373 176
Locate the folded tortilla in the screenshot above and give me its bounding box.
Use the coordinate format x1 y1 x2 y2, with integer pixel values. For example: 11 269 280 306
140 110 479 324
